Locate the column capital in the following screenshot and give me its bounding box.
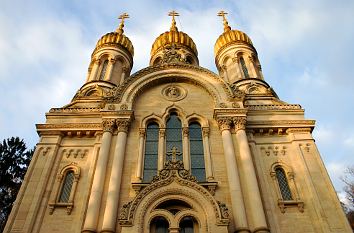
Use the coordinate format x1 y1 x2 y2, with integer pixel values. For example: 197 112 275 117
139 128 146 137
217 117 232 131
116 119 131 133
202 127 210 137
182 127 189 137
159 129 166 138
233 116 247 132
102 119 116 133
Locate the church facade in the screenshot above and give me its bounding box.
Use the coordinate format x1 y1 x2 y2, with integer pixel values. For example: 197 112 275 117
4 12 351 233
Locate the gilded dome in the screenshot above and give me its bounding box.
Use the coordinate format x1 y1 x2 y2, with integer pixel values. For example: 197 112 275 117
214 12 253 57
214 29 253 56
93 15 134 57
94 32 134 56
151 14 198 58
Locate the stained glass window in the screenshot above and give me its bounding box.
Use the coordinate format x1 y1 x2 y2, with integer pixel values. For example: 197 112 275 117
59 171 75 203
143 123 159 182
275 167 293 200
99 60 109 80
240 57 250 79
189 122 206 181
166 113 182 160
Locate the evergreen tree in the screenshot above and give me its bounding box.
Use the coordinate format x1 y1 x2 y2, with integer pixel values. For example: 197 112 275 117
0 137 34 232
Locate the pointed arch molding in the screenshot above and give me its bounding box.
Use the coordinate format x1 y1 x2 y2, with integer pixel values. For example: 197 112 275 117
104 64 238 107
119 160 230 231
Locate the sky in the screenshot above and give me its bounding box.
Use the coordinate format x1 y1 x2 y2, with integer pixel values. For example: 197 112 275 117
0 0 353 203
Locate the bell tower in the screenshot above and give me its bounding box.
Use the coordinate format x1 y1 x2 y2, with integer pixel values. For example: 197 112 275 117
214 11 264 83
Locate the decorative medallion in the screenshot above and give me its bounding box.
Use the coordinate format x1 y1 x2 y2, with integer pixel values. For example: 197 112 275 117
161 84 187 102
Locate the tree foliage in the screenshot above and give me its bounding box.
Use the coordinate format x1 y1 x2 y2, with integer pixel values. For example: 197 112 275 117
0 137 34 232
341 166 354 230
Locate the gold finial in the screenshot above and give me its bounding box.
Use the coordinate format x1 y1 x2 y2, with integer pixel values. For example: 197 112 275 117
168 10 179 31
116 13 129 34
217 10 231 32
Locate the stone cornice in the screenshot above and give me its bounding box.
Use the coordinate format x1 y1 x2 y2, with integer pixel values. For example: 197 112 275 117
246 104 302 111
213 108 248 120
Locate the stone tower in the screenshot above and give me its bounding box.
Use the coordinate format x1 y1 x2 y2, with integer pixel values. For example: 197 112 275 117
4 11 351 233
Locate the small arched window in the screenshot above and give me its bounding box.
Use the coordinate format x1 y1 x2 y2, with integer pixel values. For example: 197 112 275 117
275 167 293 200
143 122 159 182
99 60 109 80
166 113 182 160
150 216 169 233
180 216 198 233
189 122 205 181
59 171 75 203
239 56 250 79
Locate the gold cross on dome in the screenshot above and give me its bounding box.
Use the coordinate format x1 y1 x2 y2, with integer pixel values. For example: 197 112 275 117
168 10 180 20
167 146 182 162
118 13 129 23
168 10 179 31
217 10 231 32
116 13 129 34
217 10 228 21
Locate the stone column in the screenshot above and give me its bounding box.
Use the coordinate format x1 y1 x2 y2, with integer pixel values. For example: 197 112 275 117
233 56 242 80
217 118 249 233
202 127 214 181
101 119 130 233
82 119 115 233
247 56 258 79
182 127 190 170
135 128 146 181
158 129 166 170
89 59 101 82
105 57 116 82
233 117 269 233
120 67 127 85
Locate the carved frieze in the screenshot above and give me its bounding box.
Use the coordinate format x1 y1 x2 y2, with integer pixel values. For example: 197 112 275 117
261 146 287 156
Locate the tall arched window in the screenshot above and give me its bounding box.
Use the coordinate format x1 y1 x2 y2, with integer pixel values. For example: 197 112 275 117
59 171 75 203
239 56 250 79
275 167 293 200
99 60 109 80
143 122 159 182
166 113 182 160
189 122 205 181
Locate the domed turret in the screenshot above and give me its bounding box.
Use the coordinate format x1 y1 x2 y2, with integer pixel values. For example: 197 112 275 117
214 11 263 83
85 13 134 86
150 11 199 66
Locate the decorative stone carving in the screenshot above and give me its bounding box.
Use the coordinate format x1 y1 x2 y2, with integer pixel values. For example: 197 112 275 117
63 149 88 159
182 127 189 137
120 104 128 110
161 44 186 64
161 85 187 102
261 146 287 156
159 129 166 138
116 119 130 133
102 119 115 133
219 103 227 108
107 104 115 110
233 116 247 131
139 128 146 137
202 127 210 137
216 117 232 131
120 147 229 227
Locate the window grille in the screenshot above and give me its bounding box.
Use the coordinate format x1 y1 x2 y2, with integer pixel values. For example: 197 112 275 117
99 60 109 80
143 123 159 182
189 122 206 181
59 171 75 203
275 167 293 200
166 113 182 160
240 57 250 79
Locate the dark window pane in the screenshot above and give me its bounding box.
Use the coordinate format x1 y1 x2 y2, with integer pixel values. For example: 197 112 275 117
166 113 182 161
143 123 159 182
59 171 75 203
275 168 293 200
189 123 206 181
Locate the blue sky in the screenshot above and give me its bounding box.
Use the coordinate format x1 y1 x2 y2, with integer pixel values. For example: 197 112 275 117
0 0 353 202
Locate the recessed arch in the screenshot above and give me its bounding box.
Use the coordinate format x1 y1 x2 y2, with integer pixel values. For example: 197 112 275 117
186 113 209 128
118 65 234 108
141 113 165 128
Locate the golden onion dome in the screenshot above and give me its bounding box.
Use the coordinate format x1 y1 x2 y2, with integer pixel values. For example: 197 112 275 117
214 11 253 56
151 11 198 57
94 13 134 56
